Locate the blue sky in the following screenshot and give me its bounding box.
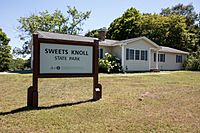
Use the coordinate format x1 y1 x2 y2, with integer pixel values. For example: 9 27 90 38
1 0 200 50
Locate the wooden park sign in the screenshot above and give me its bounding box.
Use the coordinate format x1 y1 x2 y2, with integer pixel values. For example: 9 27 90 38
28 32 102 107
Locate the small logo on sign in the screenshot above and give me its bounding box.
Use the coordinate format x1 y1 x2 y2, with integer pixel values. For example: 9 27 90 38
56 66 61 70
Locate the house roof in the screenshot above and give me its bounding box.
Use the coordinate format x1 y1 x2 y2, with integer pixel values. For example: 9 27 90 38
159 46 189 55
35 31 188 54
36 31 118 44
113 36 160 48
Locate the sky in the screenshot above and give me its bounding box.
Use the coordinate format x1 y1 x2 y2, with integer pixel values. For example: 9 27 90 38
0 0 200 50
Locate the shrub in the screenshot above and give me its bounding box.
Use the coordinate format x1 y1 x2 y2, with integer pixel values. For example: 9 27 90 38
184 50 200 71
99 53 124 73
9 58 31 71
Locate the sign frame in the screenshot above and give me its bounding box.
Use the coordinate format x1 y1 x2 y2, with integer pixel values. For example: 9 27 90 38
27 33 102 107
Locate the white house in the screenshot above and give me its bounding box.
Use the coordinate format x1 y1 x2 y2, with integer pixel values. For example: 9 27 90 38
99 36 189 71
35 31 189 71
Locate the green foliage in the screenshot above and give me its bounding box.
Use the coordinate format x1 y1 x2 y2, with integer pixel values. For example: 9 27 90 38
99 53 123 73
85 29 99 38
184 50 200 71
160 3 198 27
160 3 200 52
0 28 12 71
9 58 31 71
107 8 142 40
15 6 91 56
107 5 199 52
141 14 190 51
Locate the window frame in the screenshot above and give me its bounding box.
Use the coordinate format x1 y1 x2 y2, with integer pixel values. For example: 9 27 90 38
135 50 140 60
126 48 134 60
141 50 148 61
130 49 134 60
159 54 165 62
176 55 182 63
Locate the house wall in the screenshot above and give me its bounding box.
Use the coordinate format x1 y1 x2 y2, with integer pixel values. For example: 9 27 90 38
99 39 188 71
99 46 112 57
158 52 187 70
111 46 122 59
124 40 158 71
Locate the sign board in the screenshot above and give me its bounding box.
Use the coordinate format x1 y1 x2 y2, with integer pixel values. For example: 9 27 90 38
40 43 93 74
27 32 102 107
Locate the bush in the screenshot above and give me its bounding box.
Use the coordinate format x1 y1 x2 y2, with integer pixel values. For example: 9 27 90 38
184 50 200 71
9 58 31 71
99 53 124 73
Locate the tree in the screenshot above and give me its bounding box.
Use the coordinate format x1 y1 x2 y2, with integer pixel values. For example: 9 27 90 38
160 3 198 27
9 58 31 71
0 28 12 71
107 8 142 40
85 29 99 38
140 14 190 51
106 6 199 52
15 6 91 56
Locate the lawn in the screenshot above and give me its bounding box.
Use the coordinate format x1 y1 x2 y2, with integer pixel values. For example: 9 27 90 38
0 71 200 132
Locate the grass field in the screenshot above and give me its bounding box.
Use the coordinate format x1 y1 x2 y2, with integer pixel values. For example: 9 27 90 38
0 71 200 132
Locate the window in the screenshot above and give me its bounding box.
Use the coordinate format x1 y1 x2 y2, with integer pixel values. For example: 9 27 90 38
159 54 165 62
141 50 148 61
130 49 134 60
126 49 147 61
126 48 134 60
99 48 103 59
176 55 182 63
135 50 140 60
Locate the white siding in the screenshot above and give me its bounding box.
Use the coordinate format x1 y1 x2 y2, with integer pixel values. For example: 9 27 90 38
124 40 158 71
111 46 122 59
158 52 187 70
100 39 188 71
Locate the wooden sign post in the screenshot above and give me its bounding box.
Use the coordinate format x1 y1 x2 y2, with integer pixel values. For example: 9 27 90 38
28 33 102 107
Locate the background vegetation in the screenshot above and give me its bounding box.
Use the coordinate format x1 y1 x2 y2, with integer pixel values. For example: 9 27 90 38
14 6 91 56
9 58 31 71
0 28 12 72
184 50 200 71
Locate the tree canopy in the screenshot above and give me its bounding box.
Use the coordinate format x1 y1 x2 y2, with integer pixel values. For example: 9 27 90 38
15 6 91 56
107 8 142 40
106 4 199 52
85 29 99 38
0 28 12 71
160 3 199 27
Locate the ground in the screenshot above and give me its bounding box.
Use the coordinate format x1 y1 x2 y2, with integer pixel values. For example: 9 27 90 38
0 71 200 132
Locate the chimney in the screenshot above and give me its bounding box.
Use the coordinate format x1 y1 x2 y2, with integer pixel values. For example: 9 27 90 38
98 27 106 41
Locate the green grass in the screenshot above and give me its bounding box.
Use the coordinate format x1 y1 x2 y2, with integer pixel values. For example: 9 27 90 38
0 71 200 132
